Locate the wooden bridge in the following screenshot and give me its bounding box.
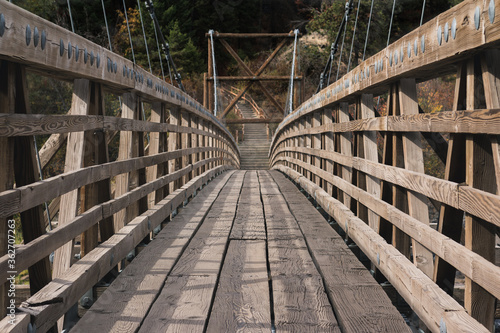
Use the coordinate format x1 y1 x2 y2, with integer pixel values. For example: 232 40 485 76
0 1 500 332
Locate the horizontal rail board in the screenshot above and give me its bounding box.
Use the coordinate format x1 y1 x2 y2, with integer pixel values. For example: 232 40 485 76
16 166 231 333
0 147 234 218
275 165 488 333
272 161 500 300
0 1 238 154
0 157 222 282
271 0 500 148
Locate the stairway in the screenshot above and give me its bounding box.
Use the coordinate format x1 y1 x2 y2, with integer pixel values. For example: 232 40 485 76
237 102 270 170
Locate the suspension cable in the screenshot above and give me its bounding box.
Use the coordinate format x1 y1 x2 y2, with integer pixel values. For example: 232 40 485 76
346 0 361 73
362 0 374 61
387 0 397 47
286 29 299 115
122 0 136 63
101 0 113 51
420 0 426 26
144 0 185 91
66 0 75 33
334 10 349 82
208 30 219 116
137 0 152 73
152 19 166 81
316 0 354 93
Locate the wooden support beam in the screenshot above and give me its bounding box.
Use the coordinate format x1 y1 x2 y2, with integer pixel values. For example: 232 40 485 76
168 108 180 193
312 111 321 187
398 78 434 278
81 82 113 256
207 32 301 38
224 117 283 124
220 38 288 118
360 95 381 231
339 103 352 209
219 39 284 115
207 75 302 81
463 54 498 331
53 79 90 281
0 61 15 319
433 63 467 295
181 111 190 185
147 102 166 207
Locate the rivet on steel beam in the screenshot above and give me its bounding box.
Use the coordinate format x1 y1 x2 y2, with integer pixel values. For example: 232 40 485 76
451 18 457 39
437 25 442 45
60 39 64 56
444 22 449 42
374 63 378 74
90 51 95 66
68 41 72 59
26 24 31 46
41 30 46 50
33 27 39 47
421 35 426 53
0 14 5 37
366 67 370 77
407 43 411 58
439 318 447 333
114 62 117 73
84 48 88 63
400 46 404 62
389 52 393 66
475 6 481 30
107 58 111 72
96 53 100 68
414 38 418 55
394 50 398 65
123 65 127 77
489 0 495 23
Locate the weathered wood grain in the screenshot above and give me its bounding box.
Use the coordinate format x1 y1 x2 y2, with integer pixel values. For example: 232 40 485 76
275 165 489 333
270 170 410 333
71 171 234 333
15 167 230 333
206 240 271 332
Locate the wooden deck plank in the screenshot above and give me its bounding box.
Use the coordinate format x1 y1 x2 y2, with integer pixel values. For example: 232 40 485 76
258 171 340 332
138 275 217 333
138 171 245 332
268 170 411 333
169 172 244 277
206 240 271 332
71 171 235 333
231 171 266 240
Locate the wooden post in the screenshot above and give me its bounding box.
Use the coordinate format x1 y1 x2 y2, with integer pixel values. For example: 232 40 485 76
169 107 180 193
191 116 198 177
312 111 322 187
463 56 496 331
0 61 13 319
147 102 167 207
113 92 147 233
398 78 434 278
80 82 113 256
208 37 214 113
203 73 208 109
52 78 91 330
339 103 352 209
433 64 467 295
305 115 312 181
359 95 380 231
1 61 52 316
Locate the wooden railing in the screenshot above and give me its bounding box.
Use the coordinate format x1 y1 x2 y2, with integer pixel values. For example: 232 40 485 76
270 1 500 332
0 1 239 332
